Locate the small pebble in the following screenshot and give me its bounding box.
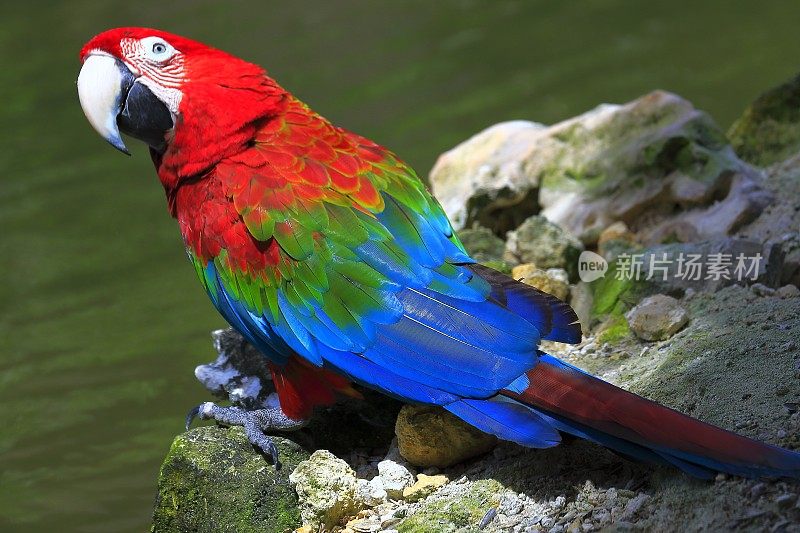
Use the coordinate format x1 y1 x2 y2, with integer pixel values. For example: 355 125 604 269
777 285 800 298
751 283 775 297
750 483 767 497
479 507 497 530
776 493 797 508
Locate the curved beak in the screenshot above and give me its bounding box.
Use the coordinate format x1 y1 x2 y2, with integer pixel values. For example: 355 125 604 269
77 54 173 155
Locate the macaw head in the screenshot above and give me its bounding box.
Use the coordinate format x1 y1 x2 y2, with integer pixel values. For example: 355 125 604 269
77 27 287 183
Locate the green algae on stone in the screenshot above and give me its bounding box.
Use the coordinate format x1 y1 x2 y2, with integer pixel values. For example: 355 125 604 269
728 72 800 167
595 307 632 345
590 260 646 317
458 225 508 264
397 479 504 533
535 92 756 244
151 426 309 533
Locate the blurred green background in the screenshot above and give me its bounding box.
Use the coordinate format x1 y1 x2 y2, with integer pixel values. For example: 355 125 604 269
1 1 799 530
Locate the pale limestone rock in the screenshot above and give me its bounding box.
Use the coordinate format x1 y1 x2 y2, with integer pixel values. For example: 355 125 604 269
430 92 770 246
289 450 364 528
625 294 689 341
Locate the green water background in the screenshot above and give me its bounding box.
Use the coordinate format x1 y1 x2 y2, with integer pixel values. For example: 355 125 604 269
1 1 799 530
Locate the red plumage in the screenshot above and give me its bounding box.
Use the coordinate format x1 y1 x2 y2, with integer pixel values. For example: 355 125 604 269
269 357 361 420
503 357 798 476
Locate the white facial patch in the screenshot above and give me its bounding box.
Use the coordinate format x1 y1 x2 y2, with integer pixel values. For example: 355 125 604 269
120 37 186 116
138 77 183 116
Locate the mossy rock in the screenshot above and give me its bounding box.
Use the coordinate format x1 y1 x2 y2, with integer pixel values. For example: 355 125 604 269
151 426 309 533
397 479 504 532
728 72 800 167
457 225 507 264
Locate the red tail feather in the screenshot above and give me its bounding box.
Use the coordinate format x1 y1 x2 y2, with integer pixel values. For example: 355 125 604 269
502 356 800 477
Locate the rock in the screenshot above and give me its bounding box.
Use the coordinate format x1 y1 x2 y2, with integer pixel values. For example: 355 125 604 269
728 72 800 167
777 284 800 298
775 493 797 508
512 263 570 300
457 225 507 264
396 479 504 531
377 457 415 500
750 282 776 297
536 91 771 245
356 478 388 507
429 120 547 234
626 294 688 341
570 281 594 335
598 221 637 260
345 515 382 532
431 91 771 246
289 450 364 529
395 405 497 468
619 494 651 522
151 426 309 533
598 221 635 246
504 215 584 279
402 474 449 502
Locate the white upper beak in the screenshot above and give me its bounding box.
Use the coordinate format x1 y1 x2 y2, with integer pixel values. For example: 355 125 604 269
77 53 130 154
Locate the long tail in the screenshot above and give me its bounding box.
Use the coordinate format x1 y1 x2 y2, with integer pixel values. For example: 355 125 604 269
489 354 800 479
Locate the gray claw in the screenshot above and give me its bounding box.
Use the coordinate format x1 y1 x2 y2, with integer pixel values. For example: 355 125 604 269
185 404 202 431
181 400 305 468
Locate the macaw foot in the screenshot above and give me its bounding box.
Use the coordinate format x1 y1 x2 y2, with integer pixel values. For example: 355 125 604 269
185 397 307 469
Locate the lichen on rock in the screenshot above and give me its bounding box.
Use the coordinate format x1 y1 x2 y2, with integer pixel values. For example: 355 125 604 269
289 450 365 529
151 426 308 533
728 72 800 167
505 215 584 280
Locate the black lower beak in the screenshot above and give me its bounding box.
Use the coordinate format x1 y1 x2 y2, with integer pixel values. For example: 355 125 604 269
115 63 174 154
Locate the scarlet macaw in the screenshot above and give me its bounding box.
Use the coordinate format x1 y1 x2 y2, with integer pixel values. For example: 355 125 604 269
76 27 799 478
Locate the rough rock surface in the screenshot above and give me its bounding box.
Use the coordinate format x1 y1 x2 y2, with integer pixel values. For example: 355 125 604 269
728 72 800 167
511 263 570 301
736 153 800 287
457 225 507 264
395 405 497 468
430 120 546 234
402 474 449 502
536 91 772 246
625 294 689 341
431 91 771 246
597 221 637 259
377 458 416 500
504 215 584 279
289 450 363 529
151 426 309 533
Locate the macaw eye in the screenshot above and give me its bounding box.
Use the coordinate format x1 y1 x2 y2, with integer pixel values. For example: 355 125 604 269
141 36 176 61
